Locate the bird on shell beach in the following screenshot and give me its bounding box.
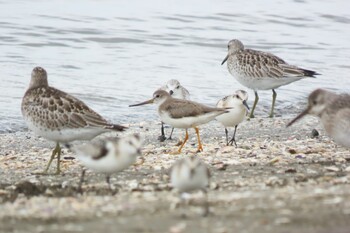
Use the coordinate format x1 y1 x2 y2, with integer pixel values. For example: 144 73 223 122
287 89 350 148
21 67 127 174
69 134 142 192
129 90 228 154
222 39 320 118
159 79 190 142
216 90 249 146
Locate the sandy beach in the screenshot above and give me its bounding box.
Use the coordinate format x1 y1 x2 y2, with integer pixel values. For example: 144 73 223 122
1 117 350 233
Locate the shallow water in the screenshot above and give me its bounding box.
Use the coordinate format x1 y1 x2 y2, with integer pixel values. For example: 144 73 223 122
1 0 349 133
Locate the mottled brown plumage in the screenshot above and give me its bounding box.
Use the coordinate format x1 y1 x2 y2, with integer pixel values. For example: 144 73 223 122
222 39 319 118
21 66 126 174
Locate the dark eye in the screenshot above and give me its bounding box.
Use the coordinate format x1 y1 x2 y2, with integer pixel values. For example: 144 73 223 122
312 100 317 105
128 141 133 146
176 86 180 89
156 95 160 98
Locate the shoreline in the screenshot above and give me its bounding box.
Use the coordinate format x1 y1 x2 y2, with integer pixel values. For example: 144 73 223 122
1 117 350 233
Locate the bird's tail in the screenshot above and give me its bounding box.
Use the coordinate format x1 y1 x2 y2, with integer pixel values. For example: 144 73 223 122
280 64 320 78
105 124 128 131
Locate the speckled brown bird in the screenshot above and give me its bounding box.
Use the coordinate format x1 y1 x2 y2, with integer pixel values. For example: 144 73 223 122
21 66 127 174
222 39 319 118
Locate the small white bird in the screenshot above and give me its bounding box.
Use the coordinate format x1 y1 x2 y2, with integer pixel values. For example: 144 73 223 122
216 90 249 146
170 157 210 216
288 89 350 148
70 134 142 192
159 79 190 141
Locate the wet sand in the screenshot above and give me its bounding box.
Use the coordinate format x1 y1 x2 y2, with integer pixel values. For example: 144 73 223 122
1 117 350 233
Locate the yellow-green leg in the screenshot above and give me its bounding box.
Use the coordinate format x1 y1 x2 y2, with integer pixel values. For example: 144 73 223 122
249 91 259 118
269 89 277 118
43 142 61 175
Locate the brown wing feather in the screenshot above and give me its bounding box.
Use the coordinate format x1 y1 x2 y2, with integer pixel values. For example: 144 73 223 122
22 86 126 131
160 98 225 119
236 49 286 78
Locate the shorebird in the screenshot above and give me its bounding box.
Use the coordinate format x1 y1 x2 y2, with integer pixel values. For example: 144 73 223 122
222 39 319 118
159 79 190 141
170 156 210 216
287 89 350 148
216 90 249 146
21 67 127 174
69 134 142 192
129 90 227 154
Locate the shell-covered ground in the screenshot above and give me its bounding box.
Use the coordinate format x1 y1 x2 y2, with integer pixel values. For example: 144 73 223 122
1 117 350 233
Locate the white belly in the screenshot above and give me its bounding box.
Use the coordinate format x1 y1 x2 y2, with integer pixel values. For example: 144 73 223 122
229 68 303 90
216 107 246 127
77 153 136 174
171 168 209 193
25 118 107 143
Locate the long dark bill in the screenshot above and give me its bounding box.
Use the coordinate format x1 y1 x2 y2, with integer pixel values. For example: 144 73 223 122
129 99 154 107
221 54 229 65
242 100 250 111
286 108 309 127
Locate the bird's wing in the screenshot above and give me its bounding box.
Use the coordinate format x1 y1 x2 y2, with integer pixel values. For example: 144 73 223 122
235 49 286 78
22 87 124 130
162 99 224 119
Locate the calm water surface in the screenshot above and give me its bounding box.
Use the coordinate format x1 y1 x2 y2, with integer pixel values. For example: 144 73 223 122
1 0 349 133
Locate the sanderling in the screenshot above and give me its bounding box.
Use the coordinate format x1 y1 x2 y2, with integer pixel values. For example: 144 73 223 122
70 134 142 192
170 156 210 216
216 90 249 146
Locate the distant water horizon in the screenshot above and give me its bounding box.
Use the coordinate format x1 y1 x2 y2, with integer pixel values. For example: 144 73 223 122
1 0 349 133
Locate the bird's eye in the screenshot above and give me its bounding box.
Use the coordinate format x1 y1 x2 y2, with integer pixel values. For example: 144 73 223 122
176 86 180 89
312 100 317 105
156 95 160 98
128 141 133 146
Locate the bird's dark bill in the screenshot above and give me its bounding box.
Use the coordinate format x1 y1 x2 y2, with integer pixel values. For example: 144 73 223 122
129 99 154 107
221 54 229 65
287 108 309 127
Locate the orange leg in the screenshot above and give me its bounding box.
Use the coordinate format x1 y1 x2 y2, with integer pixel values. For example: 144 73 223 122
171 129 189 154
195 127 203 152
178 129 189 153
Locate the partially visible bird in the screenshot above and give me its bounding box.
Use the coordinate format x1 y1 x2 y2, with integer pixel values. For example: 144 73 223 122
170 156 210 216
70 134 142 192
21 67 127 174
287 89 350 148
222 39 320 118
159 79 190 141
216 90 249 146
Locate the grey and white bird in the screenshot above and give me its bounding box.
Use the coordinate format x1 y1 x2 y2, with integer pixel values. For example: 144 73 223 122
222 39 319 118
216 90 249 146
287 89 350 148
21 67 127 174
130 90 227 154
159 79 190 141
70 134 142 192
170 156 210 216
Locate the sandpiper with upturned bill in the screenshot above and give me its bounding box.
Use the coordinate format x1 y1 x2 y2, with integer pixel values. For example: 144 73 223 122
21 67 127 174
222 39 320 118
129 90 227 154
159 79 190 141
